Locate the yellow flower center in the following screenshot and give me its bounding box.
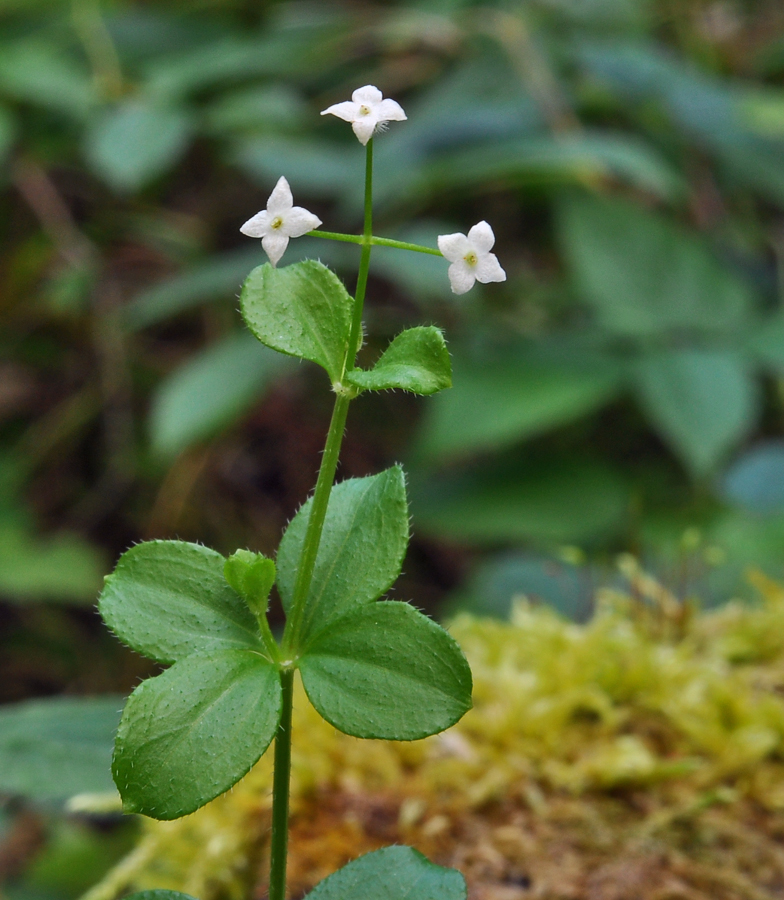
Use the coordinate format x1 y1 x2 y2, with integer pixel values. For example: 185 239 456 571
271 216 284 230
464 251 478 267
358 105 371 116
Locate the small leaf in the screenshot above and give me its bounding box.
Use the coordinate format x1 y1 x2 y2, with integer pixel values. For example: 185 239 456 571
99 540 262 664
124 893 197 900
0 517 105 605
558 193 753 337
299 601 472 741
149 333 290 458
346 327 452 396
113 650 281 819
224 550 276 618
276 469 409 646
304 846 466 900
85 100 193 192
0 696 123 800
416 349 621 461
635 350 760 477
412 457 629 545
240 260 353 383
721 441 784 515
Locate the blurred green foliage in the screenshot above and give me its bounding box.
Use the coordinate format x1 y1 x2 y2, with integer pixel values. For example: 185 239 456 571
1 0 784 683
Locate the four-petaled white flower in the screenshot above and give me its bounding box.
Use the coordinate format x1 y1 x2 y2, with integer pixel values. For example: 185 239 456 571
437 222 507 295
321 85 407 146
239 176 322 267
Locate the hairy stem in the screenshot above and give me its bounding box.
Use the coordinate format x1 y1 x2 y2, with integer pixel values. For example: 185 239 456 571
272 138 376 900
268 668 294 900
281 392 350 655
346 139 374 375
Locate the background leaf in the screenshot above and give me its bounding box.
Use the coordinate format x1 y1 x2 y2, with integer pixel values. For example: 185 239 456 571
149 333 291 458
84 100 193 192
0 696 122 800
304 846 466 900
720 441 784 515
558 193 753 337
99 540 261 664
346 326 452 395
416 349 621 461
277 469 409 644
240 260 353 382
412 458 630 545
299 601 472 741
0 516 105 605
635 350 760 476
113 650 280 819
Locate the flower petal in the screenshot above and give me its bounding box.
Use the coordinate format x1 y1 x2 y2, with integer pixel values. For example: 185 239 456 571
266 176 293 215
352 85 383 105
376 98 407 122
283 206 322 238
240 209 271 238
352 116 377 145
475 252 507 284
321 101 359 122
467 220 495 253
437 232 471 263
447 261 477 295
261 232 289 267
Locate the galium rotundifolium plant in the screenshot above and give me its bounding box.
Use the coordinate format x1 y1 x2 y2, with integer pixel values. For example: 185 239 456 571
99 85 506 900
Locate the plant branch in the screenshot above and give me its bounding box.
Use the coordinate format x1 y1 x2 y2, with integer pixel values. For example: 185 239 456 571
268 668 294 900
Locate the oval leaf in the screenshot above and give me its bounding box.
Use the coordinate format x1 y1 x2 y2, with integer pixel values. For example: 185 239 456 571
113 650 281 819
240 260 353 383
276 468 409 646
305 846 466 900
124 893 197 900
99 540 262 664
149 333 289 458
299 601 472 741
85 100 192 192
346 326 452 396
635 349 759 477
0 695 123 800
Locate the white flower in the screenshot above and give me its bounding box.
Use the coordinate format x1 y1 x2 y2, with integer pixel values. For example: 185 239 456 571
437 221 507 295
239 176 322 267
321 85 407 146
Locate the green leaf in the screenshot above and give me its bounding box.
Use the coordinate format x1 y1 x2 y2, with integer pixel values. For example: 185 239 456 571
224 550 276 618
99 540 262 664
299 602 472 741
0 40 94 118
412 457 629 545
0 105 16 164
635 350 760 477
124 248 261 331
276 469 409 645
149 333 290 458
428 132 684 201
416 350 621 461
304 846 466 900
0 517 105 605
124 893 197 900
85 100 193 192
0 696 122 800
113 650 281 819
557 193 753 337
240 261 353 383
346 327 452 396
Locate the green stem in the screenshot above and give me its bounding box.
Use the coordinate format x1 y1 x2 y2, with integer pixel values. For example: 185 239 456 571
268 668 294 900
306 233 442 257
345 139 373 375
371 236 442 255
281 393 351 655
309 230 363 245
